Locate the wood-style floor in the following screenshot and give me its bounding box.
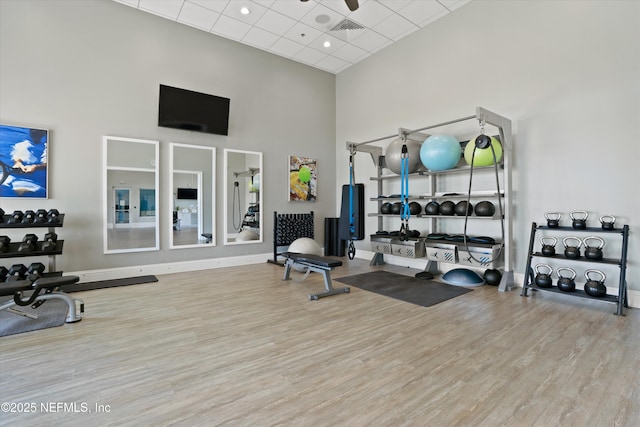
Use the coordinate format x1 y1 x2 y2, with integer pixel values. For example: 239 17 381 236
1 259 638 426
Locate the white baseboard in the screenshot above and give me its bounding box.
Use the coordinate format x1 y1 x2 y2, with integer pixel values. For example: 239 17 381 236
68 252 273 283
354 249 639 309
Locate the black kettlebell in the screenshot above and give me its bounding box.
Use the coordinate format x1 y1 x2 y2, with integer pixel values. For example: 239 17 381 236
483 268 502 286
424 201 440 215
556 267 577 292
600 215 616 230
545 212 562 228
540 236 557 256
454 200 473 216
380 202 392 214
583 236 605 261
584 269 607 298
563 236 582 259
439 201 455 216
570 210 588 229
474 201 495 217
534 264 553 288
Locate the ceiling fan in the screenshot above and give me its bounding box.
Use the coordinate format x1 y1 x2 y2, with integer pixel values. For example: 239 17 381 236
300 0 359 12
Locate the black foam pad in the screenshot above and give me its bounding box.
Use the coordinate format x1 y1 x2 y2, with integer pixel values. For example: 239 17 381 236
339 183 365 241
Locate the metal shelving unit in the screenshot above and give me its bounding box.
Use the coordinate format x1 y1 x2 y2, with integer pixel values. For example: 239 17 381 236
346 107 515 291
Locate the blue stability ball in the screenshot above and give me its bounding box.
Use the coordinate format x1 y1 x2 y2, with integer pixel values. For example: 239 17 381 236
420 135 462 171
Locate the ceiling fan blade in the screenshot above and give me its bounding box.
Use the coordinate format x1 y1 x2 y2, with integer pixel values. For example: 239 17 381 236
345 0 359 12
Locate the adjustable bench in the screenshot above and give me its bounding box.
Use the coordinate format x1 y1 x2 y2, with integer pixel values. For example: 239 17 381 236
0 275 84 323
282 252 350 300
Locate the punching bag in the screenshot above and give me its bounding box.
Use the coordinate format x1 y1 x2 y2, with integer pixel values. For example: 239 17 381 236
339 183 365 241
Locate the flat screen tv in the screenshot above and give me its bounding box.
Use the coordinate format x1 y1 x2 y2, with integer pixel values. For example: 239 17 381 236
158 84 230 135
177 188 197 200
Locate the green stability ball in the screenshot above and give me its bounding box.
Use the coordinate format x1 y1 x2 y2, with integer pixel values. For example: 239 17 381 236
299 166 311 183
464 135 503 166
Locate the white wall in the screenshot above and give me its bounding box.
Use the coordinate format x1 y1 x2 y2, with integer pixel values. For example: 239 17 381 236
336 0 640 294
0 0 336 273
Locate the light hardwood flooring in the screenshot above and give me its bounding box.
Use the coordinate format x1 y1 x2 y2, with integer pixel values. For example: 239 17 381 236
0 259 638 426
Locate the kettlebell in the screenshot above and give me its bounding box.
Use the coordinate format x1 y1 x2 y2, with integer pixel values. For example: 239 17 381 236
600 215 616 230
584 269 607 298
570 210 588 229
534 264 553 288
545 212 562 228
583 236 605 261
556 267 577 292
540 236 557 256
563 236 582 259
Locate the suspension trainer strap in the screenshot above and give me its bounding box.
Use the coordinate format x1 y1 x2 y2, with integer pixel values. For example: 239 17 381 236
348 153 356 260
399 144 410 241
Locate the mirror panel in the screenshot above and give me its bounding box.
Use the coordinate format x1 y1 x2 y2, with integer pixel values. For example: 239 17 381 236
103 136 159 253
223 149 262 245
170 143 216 248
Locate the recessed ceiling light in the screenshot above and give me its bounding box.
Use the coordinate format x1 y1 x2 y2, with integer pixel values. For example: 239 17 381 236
323 40 331 48
240 6 250 15
315 14 330 24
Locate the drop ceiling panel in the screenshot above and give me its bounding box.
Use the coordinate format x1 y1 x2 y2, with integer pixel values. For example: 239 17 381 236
113 0 473 74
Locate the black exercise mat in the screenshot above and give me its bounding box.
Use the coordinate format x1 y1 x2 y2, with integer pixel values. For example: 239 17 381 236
60 275 158 293
0 299 68 337
335 270 472 307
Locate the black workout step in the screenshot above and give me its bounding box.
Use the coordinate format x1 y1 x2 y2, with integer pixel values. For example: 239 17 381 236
0 241 64 258
0 214 65 228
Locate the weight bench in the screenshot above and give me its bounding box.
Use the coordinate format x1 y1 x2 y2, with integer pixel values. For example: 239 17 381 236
282 252 350 300
0 275 84 323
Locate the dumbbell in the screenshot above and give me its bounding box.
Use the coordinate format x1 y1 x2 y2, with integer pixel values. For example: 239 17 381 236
26 262 46 280
47 209 60 224
41 232 58 251
35 209 48 223
7 210 23 224
18 234 38 253
0 266 8 281
6 264 27 281
0 207 5 222
22 209 36 224
0 236 10 253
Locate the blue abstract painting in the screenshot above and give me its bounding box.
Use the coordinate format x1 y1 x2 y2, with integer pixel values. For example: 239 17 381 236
0 124 48 198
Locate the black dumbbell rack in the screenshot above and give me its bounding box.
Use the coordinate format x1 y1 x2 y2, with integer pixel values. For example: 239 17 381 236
521 221 630 315
0 213 65 274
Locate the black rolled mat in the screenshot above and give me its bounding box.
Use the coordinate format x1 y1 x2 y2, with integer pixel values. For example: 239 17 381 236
335 270 472 307
60 275 158 293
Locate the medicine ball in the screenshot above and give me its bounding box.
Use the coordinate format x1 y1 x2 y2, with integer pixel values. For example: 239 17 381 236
454 200 473 216
425 201 440 215
380 202 392 214
483 269 502 286
391 202 402 215
409 202 422 215
474 200 496 217
439 201 455 216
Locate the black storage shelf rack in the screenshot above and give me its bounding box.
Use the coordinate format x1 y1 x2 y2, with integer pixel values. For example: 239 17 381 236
521 222 630 315
1 214 65 272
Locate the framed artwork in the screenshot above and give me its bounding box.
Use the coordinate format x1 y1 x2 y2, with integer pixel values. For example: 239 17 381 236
289 155 317 202
0 124 49 198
